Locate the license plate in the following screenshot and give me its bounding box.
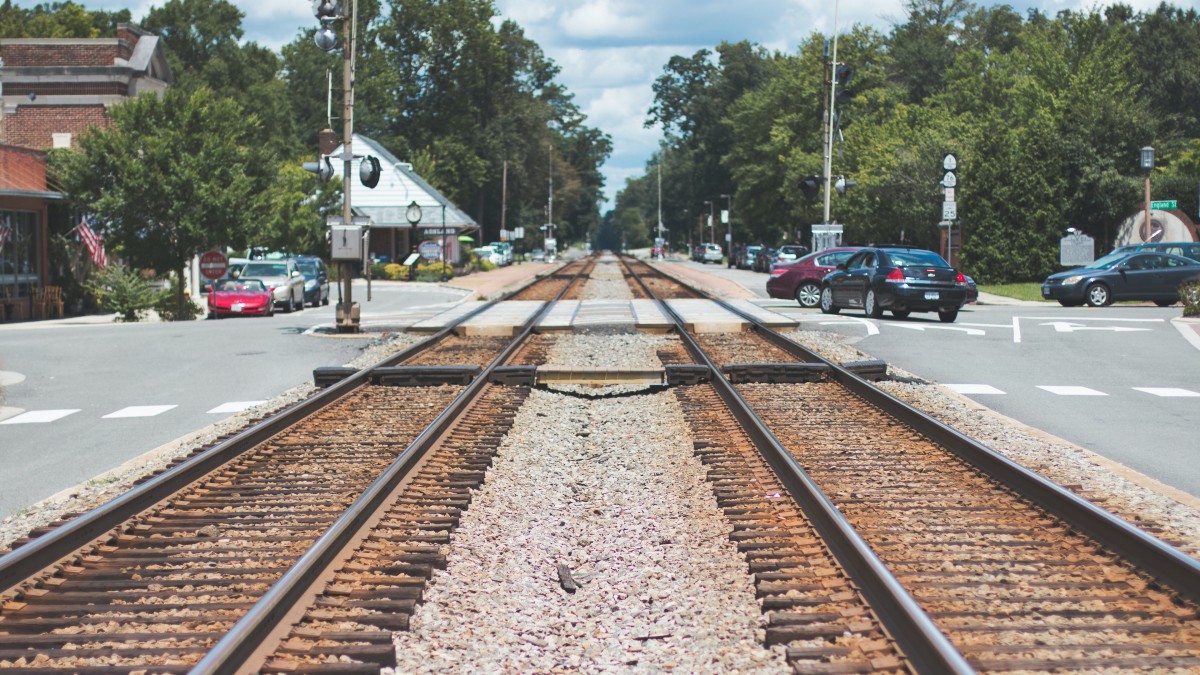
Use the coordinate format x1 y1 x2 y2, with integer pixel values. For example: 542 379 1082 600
231 303 244 312
924 292 939 300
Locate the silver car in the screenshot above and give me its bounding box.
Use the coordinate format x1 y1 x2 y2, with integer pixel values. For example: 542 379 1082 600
239 259 305 313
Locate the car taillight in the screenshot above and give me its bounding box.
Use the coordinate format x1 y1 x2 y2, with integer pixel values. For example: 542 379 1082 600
955 272 966 284
770 268 786 277
886 268 905 282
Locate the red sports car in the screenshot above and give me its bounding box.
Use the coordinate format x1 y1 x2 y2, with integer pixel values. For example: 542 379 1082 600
208 278 274 318
766 247 862 308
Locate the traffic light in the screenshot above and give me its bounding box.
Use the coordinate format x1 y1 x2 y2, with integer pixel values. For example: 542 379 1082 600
834 64 853 104
360 155 381 188
800 175 820 199
303 157 334 182
834 175 856 196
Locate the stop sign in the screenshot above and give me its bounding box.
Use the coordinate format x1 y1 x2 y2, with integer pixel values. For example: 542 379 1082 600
199 250 229 280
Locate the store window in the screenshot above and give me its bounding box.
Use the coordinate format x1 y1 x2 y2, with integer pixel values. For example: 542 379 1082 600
0 210 40 295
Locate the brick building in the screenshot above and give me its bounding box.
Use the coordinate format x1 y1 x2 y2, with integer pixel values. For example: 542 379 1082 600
0 24 171 317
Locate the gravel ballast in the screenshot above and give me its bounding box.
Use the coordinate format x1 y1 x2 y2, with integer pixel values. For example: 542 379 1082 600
387 331 788 673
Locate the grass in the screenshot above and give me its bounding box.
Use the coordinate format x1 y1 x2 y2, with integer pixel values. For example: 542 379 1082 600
977 282 1045 302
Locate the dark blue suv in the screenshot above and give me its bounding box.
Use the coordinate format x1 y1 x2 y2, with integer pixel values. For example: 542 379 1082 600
820 246 969 322
295 256 330 307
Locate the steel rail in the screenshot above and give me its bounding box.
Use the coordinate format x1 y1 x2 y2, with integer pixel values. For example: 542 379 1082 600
696 279 1200 606
193 256 595 673
620 256 973 674
0 266 561 596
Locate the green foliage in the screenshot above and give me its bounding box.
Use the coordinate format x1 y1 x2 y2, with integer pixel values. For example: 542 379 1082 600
1181 280 1200 317
382 263 410 280
86 264 156 322
473 257 497 272
53 87 275 276
414 261 452 282
154 277 203 321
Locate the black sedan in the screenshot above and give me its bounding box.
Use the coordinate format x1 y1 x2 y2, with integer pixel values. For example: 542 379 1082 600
820 247 970 322
1041 251 1200 307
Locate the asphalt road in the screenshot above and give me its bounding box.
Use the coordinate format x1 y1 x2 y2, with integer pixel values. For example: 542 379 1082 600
0 281 467 519
697 260 1200 498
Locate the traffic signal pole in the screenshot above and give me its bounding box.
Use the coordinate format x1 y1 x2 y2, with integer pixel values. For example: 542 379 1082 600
337 0 358 333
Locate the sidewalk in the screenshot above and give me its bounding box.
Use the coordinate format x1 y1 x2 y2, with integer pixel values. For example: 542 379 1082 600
440 262 557 300
974 291 1048 306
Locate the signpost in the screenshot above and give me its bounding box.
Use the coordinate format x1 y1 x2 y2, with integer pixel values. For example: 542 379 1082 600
941 153 959 265
199 250 228 281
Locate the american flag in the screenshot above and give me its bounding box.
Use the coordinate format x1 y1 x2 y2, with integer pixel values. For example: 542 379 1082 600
0 223 10 256
75 215 107 268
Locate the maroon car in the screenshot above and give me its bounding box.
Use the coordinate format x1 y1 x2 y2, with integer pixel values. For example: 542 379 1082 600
766 247 862 308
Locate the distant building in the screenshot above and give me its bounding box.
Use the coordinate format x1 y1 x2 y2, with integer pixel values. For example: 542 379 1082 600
0 24 171 315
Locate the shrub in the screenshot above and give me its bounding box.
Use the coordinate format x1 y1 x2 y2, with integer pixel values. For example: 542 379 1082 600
369 261 388 279
383 263 410 280
154 277 203 321
1182 279 1200 317
86 264 156 322
414 261 452 282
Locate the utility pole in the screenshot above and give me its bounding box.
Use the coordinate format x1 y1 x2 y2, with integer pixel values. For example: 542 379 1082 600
822 0 840 226
547 144 554 260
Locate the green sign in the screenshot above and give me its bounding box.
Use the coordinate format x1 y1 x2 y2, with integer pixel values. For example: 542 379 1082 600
1150 200 1177 209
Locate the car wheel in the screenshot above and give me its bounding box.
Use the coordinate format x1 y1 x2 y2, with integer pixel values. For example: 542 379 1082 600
1085 282 1112 307
864 289 884 318
891 308 910 319
819 286 840 315
322 292 330 306
294 291 303 311
795 282 821 308
284 294 294 313
938 307 959 323
1154 299 1174 307
1058 300 1081 307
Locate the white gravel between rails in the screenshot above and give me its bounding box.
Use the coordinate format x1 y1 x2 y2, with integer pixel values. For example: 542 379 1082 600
387 332 789 674
0 332 428 552
579 261 634 300
783 329 1200 556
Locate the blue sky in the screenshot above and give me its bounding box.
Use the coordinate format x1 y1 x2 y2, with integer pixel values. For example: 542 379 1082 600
15 0 1188 206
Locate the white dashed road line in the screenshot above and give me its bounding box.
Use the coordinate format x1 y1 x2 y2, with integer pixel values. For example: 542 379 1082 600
102 405 178 419
943 384 1006 395
1037 386 1107 396
207 401 267 414
0 409 80 425
1133 387 1200 397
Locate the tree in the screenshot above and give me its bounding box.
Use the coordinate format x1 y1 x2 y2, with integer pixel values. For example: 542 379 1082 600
53 87 274 318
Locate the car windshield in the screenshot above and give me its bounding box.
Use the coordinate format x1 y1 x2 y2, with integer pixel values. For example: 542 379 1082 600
297 261 320 276
886 250 950 267
236 279 266 292
1082 252 1130 270
242 262 287 277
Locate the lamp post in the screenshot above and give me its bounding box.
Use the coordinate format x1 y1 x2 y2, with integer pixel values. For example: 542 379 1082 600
703 200 713 244
1140 146 1154 243
720 193 732 267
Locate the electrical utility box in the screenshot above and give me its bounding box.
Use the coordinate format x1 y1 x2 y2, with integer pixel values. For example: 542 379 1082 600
331 225 364 261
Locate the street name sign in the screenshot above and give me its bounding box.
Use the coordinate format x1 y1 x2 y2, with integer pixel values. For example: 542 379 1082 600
1150 200 1177 209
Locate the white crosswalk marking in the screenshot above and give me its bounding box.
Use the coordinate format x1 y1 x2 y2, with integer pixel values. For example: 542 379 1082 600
0 409 80 425
103 405 177 419
207 401 267 414
1133 387 1200 397
944 384 1006 395
1037 386 1107 396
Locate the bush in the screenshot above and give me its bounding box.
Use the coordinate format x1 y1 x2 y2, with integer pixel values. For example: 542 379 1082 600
414 261 452 282
154 277 203 321
383 263 410 280
86 264 157 322
369 261 388 279
1182 279 1200 317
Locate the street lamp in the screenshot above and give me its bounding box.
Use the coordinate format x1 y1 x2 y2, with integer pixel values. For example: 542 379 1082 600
703 200 713 244
1140 146 1154 243
720 193 732 267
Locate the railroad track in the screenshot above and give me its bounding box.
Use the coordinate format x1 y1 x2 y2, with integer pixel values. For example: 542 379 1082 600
1 253 1196 673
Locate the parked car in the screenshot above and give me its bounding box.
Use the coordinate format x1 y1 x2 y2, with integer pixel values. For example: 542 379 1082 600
752 247 777 273
1111 241 1200 263
239 259 305 313
700 243 723 264
207 278 274 318
473 246 503 267
1040 250 1200 307
963 274 979 304
768 244 810 271
295 257 330 307
530 248 546 262
488 241 513 265
738 245 762 270
820 246 970 322
766 247 862 307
